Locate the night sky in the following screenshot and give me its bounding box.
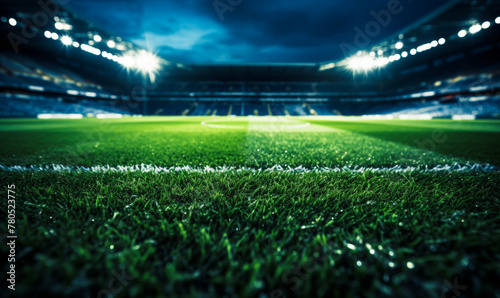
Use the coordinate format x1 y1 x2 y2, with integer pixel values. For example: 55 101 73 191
65 0 451 64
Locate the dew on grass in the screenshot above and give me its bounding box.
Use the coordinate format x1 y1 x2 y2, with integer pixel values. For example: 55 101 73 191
407 262 415 269
369 249 375 255
378 245 383 250
389 251 395 257
388 261 395 268
346 243 356 250
110 245 114 250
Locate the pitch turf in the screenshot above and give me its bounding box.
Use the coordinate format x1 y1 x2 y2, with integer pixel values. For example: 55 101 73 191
1 116 499 297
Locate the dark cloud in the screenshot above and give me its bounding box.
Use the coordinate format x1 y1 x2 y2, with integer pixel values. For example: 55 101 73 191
65 0 451 64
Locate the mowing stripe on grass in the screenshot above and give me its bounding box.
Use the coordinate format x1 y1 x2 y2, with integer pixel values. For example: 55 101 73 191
1 163 499 173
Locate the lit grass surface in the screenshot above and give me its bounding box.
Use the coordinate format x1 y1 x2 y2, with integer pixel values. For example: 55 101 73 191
2 171 499 297
0 117 499 167
1 116 499 297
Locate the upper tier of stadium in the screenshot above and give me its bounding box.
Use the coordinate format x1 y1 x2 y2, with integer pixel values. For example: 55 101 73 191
0 0 499 117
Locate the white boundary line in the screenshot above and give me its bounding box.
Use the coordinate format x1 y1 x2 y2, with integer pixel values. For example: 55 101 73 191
1 163 498 174
201 117 311 130
201 121 246 129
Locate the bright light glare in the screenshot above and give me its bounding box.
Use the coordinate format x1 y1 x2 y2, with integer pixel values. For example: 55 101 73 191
51 32 59 40
469 24 481 34
375 57 389 67
8 18 16 26
438 38 446 45
135 50 161 74
93 35 102 42
401 51 408 58
107 40 116 48
417 43 432 52
81 44 101 55
346 55 381 72
395 41 403 49
347 56 373 71
72 41 79 48
496 17 500 24
60 35 72 46
481 21 490 29
118 53 135 69
458 30 467 38
55 22 63 30
118 50 161 80
410 48 417 55
44 31 52 38
431 40 438 47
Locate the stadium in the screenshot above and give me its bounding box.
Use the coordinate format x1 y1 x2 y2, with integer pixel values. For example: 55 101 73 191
0 0 499 296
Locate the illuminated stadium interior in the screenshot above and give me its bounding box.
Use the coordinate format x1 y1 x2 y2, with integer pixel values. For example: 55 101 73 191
1 0 500 297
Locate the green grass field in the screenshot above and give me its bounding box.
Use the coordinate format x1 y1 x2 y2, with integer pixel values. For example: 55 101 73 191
1 116 499 297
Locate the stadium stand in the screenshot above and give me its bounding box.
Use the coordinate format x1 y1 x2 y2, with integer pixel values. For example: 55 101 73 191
0 0 500 118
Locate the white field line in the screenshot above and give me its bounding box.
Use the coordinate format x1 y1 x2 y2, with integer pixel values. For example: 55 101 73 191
201 117 311 130
200 121 246 129
1 163 499 174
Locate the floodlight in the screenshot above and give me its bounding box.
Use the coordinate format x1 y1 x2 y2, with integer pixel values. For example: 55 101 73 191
135 50 161 74
60 35 72 46
469 24 481 34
